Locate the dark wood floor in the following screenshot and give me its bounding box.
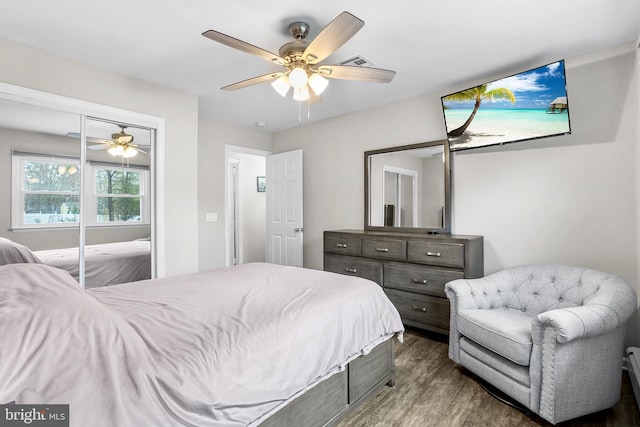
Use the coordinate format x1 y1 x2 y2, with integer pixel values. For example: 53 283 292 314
339 328 640 427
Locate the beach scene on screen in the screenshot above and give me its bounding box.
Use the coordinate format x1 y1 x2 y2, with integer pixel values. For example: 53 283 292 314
442 61 570 151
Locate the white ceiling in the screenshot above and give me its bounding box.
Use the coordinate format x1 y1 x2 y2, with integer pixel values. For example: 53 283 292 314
0 1 638 132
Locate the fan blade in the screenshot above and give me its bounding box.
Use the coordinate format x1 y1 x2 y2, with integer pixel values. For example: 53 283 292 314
133 146 149 155
222 72 284 91
303 12 364 65
129 143 150 153
88 144 110 151
317 65 396 83
67 132 113 145
202 30 286 65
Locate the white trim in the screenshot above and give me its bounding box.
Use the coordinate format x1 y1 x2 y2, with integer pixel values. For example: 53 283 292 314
224 145 271 158
227 159 240 266
0 82 166 278
79 115 86 287
0 82 162 129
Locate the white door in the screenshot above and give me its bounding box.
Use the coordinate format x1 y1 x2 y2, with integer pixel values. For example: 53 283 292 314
266 149 303 267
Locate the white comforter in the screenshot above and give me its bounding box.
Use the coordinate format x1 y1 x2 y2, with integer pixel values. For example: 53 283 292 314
0 262 403 426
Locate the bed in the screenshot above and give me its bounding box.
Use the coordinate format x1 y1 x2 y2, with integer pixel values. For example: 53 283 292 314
0 237 151 288
0 262 404 426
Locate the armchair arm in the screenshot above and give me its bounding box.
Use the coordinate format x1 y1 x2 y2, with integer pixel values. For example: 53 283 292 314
533 274 637 344
445 277 499 363
444 279 481 311
534 303 632 344
444 275 505 311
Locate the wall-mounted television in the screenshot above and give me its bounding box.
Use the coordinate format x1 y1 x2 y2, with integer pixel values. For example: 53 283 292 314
441 60 571 151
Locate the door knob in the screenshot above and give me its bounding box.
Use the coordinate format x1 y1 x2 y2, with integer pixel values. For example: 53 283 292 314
294 227 304 233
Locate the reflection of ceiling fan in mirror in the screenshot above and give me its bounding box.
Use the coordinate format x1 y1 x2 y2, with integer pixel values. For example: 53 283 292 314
67 125 149 158
201 11 396 103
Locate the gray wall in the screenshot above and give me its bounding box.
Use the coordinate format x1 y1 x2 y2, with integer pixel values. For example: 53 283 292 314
272 46 639 345
197 118 271 271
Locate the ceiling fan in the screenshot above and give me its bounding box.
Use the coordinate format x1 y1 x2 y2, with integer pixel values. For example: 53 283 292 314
67 125 148 158
201 11 396 102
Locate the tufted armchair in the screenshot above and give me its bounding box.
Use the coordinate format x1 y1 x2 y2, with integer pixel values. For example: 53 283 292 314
445 264 637 424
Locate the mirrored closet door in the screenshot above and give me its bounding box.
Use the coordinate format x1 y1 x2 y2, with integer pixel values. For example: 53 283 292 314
0 86 160 288
81 118 155 288
1 98 82 277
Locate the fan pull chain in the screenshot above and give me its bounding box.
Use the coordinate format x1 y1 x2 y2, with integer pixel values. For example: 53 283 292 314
296 98 312 123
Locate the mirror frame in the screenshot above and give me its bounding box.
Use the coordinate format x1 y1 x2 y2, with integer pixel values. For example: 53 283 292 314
364 139 451 234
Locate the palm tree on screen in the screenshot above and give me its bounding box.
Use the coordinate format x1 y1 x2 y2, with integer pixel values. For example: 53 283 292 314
443 84 516 137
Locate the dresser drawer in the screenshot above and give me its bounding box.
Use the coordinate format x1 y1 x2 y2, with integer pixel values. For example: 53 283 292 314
407 241 464 269
324 234 362 256
362 238 406 262
384 264 463 297
324 254 383 286
384 288 450 330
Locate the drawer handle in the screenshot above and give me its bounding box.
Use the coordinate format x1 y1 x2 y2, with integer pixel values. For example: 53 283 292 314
345 268 357 273
412 305 427 312
426 251 441 257
336 243 348 248
375 247 389 253
412 278 428 285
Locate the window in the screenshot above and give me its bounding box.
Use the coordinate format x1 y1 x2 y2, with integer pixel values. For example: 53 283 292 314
12 152 149 229
12 153 81 228
87 165 149 225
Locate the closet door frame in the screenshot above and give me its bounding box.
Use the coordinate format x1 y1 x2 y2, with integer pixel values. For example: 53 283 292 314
0 81 166 281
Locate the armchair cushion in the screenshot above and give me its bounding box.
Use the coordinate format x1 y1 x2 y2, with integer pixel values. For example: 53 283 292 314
458 308 533 366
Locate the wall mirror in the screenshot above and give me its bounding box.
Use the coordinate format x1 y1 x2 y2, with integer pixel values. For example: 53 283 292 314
0 88 158 288
365 139 451 234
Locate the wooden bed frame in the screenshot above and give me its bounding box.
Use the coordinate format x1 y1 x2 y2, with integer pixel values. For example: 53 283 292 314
261 337 395 426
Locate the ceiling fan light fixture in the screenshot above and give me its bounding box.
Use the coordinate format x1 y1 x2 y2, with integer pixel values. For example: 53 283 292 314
308 73 329 95
271 75 291 97
108 145 124 157
288 67 308 89
122 146 138 158
293 86 310 102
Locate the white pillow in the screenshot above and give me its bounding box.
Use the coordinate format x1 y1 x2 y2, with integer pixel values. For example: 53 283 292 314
0 238 41 266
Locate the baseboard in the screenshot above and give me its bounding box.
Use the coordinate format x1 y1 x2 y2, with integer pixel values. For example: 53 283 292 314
626 347 640 410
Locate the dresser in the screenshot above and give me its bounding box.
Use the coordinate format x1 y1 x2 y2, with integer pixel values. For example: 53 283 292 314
323 230 483 335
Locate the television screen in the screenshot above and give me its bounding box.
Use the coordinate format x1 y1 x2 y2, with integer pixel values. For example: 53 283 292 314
441 60 571 151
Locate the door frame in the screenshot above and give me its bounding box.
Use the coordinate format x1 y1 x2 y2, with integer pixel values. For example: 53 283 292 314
224 144 271 267
0 81 166 279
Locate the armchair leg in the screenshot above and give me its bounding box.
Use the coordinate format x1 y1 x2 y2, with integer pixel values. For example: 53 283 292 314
475 375 531 415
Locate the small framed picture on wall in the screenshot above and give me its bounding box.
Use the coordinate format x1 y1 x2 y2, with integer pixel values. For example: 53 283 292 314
257 176 266 192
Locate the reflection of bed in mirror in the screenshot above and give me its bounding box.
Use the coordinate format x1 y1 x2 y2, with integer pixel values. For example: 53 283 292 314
0 237 151 288
35 240 151 288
